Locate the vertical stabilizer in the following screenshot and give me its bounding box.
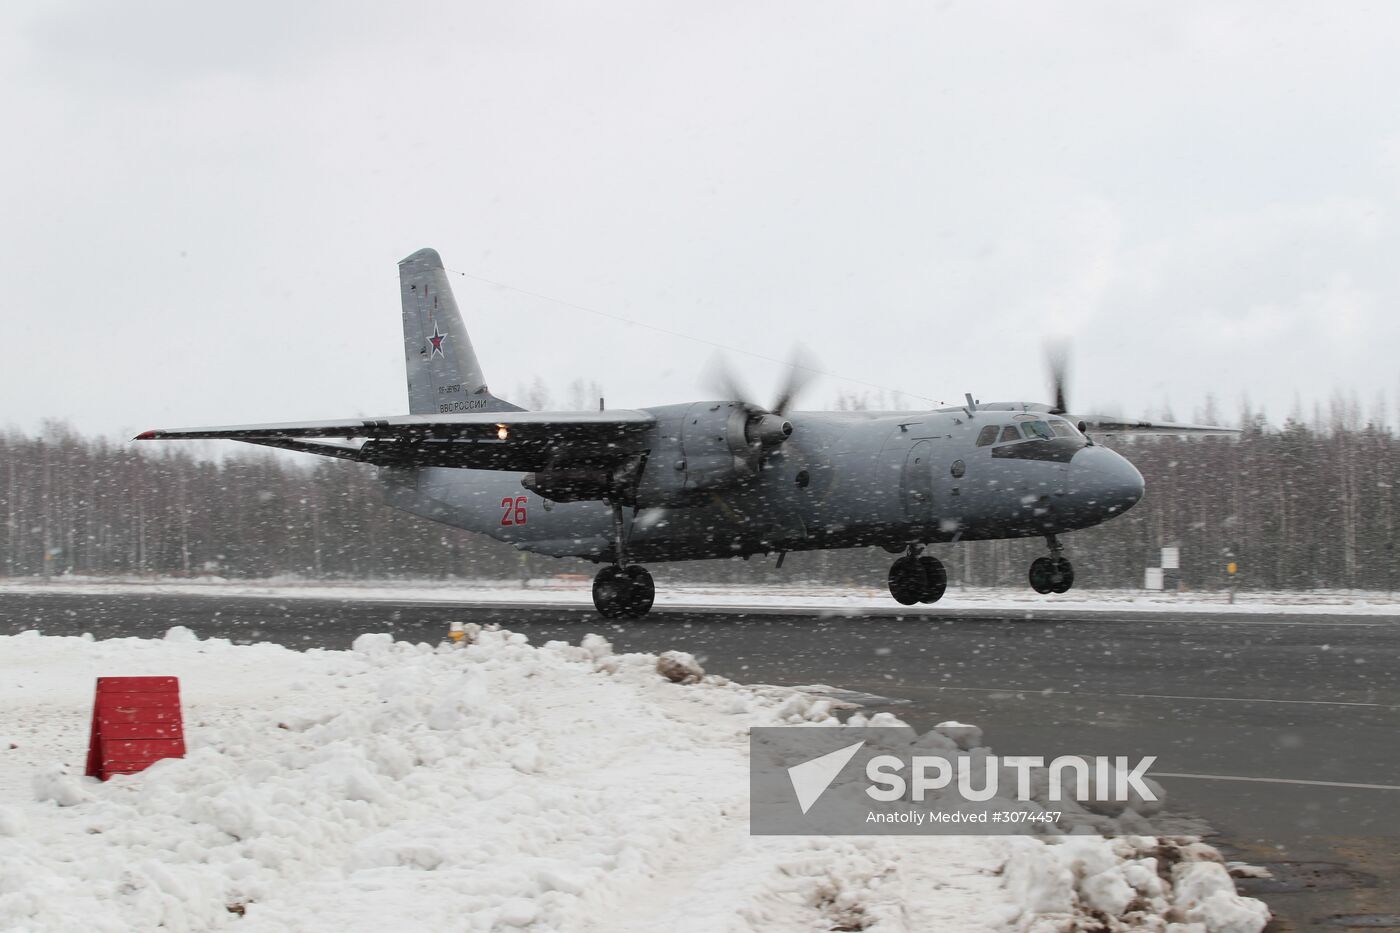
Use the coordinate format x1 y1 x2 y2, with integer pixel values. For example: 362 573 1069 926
399 248 522 415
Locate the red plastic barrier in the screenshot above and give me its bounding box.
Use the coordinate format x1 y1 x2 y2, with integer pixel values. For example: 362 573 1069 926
84 676 186 781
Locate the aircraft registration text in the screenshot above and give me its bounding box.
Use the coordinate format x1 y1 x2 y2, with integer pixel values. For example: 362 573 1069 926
439 399 490 412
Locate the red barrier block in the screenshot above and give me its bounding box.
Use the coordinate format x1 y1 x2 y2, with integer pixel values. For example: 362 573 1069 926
85 676 186 781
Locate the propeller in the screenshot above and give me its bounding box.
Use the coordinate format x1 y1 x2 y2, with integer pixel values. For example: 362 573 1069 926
769 345 818 417
707 346 817 453
1045 340 1070 416
1037 340 1240 436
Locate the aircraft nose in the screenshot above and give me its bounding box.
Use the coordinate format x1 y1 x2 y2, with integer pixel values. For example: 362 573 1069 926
1067 445 1145 520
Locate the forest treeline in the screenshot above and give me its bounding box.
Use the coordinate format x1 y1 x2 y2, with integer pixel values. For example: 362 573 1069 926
1 404 1396 591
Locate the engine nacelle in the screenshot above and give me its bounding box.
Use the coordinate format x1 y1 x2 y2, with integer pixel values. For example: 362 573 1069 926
676 402 752 493
674 402 793 493
632 401 793 507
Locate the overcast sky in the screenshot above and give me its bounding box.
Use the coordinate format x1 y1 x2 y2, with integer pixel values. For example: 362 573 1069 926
4 1 1399 439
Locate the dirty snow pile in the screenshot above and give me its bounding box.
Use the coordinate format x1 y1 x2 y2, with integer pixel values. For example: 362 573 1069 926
0 627 1268 932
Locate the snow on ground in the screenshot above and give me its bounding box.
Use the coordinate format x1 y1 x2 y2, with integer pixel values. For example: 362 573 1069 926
1 626 1270 932
2 575 1398 616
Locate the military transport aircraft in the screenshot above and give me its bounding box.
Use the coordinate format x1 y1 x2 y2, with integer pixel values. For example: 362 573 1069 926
138 248 1236 617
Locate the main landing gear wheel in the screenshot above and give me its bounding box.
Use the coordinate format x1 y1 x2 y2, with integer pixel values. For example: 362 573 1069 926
623 565 655 616
592 565 655 618
888 554 947 605
917 555 948 603
1029 556 1074 595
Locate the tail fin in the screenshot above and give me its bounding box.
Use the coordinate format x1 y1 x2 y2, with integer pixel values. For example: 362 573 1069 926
399 248 522 415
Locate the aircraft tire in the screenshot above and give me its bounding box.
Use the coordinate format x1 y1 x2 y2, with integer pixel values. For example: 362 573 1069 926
592 566 632 618
916 556 947 603
1029 557 1056 595
1050 557 1074 594
888 556 924 606
622 565 655 617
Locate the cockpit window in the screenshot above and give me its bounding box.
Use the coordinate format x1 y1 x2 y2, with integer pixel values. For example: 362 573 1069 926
1025 420 1055 441
975 425 999 447
1050 420 1075 438
999 425 1021 443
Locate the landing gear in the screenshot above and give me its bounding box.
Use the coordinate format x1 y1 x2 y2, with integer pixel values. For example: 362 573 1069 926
592 500 656 618
592 564 655 618
1029 536 1074 595
888 549 947 605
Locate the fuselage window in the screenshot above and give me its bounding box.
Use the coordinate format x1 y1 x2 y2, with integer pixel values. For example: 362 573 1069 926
975 425 999 446
1025 420 1055 440
999 425 1021 443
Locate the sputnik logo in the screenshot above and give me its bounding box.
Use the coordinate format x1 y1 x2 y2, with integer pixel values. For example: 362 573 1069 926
787 740 865 814
428 323 447 358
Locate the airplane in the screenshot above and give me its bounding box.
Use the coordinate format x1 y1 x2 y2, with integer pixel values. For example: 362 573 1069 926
138 248 1237 618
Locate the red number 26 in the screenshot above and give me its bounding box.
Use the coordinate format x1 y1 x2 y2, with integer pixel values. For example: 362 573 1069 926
500 495 528 526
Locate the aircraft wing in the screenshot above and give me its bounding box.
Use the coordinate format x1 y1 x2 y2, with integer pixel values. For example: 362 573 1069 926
135 410 657 471
1076 416 1240 436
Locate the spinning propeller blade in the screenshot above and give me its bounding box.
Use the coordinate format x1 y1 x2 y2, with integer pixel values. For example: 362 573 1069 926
1041 341 1238 436
706 347 817 453
708 346 816 417
1045 341 1070 415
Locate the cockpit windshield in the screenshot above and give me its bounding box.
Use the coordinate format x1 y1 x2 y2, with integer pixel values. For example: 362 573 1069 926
986 416 1087 463
1024 420 1055 441
987 418 1081 446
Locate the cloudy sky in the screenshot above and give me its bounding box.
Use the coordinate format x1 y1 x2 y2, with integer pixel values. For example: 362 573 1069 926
3 1 1398 438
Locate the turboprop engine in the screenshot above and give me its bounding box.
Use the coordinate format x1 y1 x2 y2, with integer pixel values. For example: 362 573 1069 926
523 401 793 508
674 401 792 493
530 353 811 508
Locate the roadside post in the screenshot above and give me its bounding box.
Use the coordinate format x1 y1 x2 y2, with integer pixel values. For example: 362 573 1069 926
1161 546 1180 594
85 676 186 781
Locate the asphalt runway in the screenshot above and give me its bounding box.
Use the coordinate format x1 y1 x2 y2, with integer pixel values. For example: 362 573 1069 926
4 592 1399 931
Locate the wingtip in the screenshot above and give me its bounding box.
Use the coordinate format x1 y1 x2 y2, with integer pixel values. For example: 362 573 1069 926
134 429 158 440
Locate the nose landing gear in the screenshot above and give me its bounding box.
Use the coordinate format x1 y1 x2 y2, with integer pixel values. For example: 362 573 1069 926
888 547 947 605
1029 535 1074 595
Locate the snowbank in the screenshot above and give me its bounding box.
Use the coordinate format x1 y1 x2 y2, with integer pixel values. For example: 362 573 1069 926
0 627 1268 931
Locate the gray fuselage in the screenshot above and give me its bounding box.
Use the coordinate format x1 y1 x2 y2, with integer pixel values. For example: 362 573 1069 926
378 406 1145 564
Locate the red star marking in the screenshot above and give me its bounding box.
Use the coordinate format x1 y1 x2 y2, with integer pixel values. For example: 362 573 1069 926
429 323 447 358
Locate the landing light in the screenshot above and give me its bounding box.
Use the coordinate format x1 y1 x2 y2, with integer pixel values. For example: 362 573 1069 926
496 424 509 441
